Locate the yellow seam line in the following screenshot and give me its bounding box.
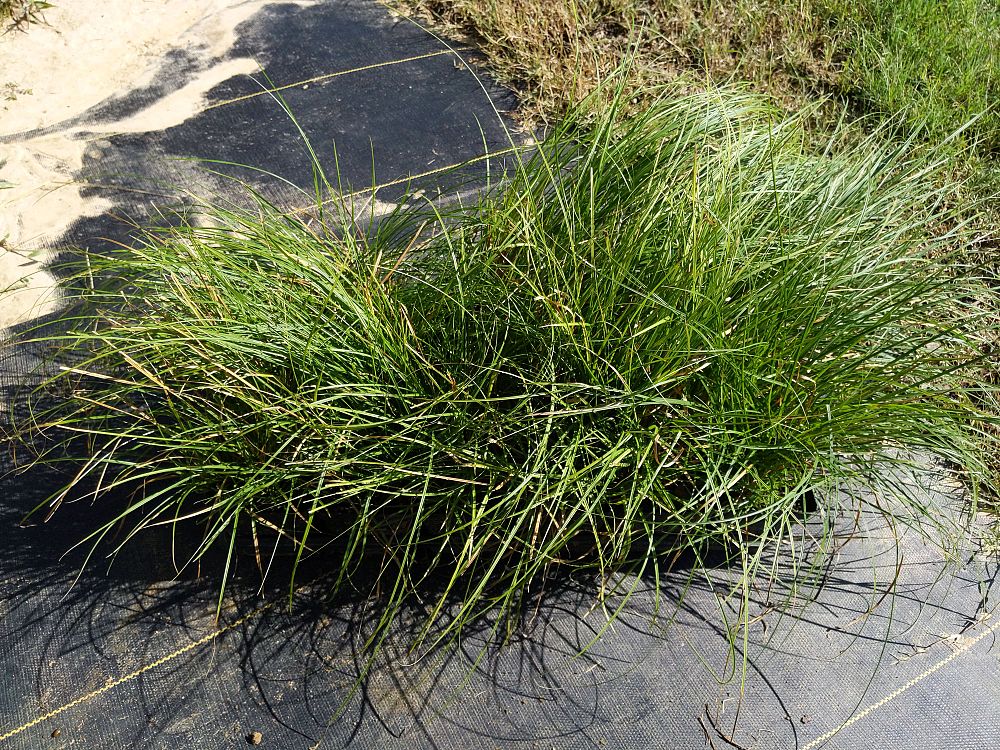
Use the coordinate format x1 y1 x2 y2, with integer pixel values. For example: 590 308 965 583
0 600 278 744
203 48 473 112
343 145 518 199
73 140 521 209
287 144 522 216
801 613 1000 750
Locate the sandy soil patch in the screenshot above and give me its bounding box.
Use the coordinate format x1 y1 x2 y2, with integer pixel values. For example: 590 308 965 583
0 0 314 332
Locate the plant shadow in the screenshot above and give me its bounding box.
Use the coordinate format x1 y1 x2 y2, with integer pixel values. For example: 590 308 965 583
3 399 995 748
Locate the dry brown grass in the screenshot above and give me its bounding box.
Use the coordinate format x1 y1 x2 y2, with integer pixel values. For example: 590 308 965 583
392 0 850 124
392 0 644 122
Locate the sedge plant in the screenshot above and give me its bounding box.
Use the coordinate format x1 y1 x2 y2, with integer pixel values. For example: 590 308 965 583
10 89 997 660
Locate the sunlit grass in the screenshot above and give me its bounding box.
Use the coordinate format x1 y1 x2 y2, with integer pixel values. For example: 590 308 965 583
13 90 997 657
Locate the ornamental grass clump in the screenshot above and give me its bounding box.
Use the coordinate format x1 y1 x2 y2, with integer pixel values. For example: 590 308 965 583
15 90 995 651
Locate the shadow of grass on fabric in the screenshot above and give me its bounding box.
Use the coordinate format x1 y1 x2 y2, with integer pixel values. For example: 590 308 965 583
1 411 994 750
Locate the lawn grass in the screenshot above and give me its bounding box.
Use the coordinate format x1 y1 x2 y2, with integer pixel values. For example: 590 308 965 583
15 91 996 654
838 0 1000 152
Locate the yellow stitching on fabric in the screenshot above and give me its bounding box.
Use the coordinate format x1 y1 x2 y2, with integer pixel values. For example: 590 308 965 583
342 145 519 199
285 144 521 216
203 48 473 112
0 600 277 743
800 614 1000 750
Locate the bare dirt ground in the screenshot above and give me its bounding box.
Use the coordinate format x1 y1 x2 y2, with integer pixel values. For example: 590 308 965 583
0 0 314 331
